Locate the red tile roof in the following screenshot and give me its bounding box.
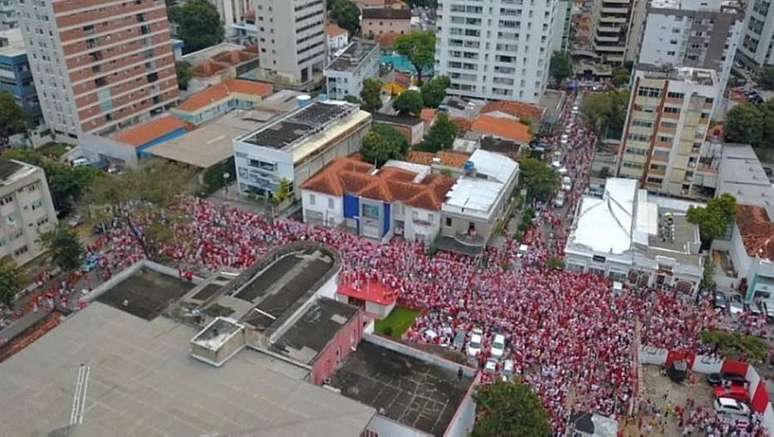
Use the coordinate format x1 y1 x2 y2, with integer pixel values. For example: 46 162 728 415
176 79 273 112
192 61 227 78
420 108 436 124
301 157 455 210
736 205 774 260
406 151 470 168
376 31 401 47
212 50 256 66
481 100 544 123
326 23 348 37
471 115 532 144
111 115 188 148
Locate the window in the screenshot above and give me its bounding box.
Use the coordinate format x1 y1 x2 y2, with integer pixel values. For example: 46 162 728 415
664 106 681 114
446 217 452 226
638 87 661 98
328 198 334 209
309 194 316 205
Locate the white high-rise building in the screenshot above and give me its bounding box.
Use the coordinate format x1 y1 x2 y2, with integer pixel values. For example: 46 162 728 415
435 0 566 104
737 0 774 70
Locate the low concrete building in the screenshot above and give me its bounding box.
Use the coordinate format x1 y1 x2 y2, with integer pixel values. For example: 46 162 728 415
372 113 425 145
326 23 349 54
171 79 273 126
565 178 704 292
324 39 380 101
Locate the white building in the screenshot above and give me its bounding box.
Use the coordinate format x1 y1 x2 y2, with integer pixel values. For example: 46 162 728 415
212 0 255 40
737 0 774 70
325 39 380 101
326 23 350 55
253 0 326 86
0 160 58 266
0 0 16 30
565 178 703 292
591 0 649 65
233 101 371 198
434 0 566 104
635 0 744 110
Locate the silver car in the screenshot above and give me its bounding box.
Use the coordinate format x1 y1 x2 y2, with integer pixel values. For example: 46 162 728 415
728 294 744 316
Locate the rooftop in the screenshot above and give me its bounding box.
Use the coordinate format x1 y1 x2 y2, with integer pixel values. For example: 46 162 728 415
326 23 348 37
0 159 22 181
406 150 470 168
636 64 717 86
110 115 189 148
175 79 273 112
442 150 519 219
0 302 375 436
570 178 638 255
717 143 774 217
301 157 455 211
480 100 544 123
361 8 411 19
0 28 26 58
736 204 774 261
327 39 379 72
372 112 423 126
329 341 473 436
470 115 532 144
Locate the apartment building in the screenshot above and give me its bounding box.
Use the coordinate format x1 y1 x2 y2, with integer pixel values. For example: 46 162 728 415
0 160 57 266
617 65 719 199
253 0 326 86
0 0 16 30
635 0 743 112
435 0 565 104
737 0 774 70
0 29 42 127
591 0 647 64
324 39 380 101
17 0 179 140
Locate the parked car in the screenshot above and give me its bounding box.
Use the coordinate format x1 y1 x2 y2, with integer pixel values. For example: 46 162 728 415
714 291 729 311
714 397 751 419
557 166 568 176
746 301 763 316
483 357 498 374
467 329 483 359
714 385 750 403
452 329 466 350
70 157 90 167
491 334 506 360
762 301 774 321
502 359 514 380
552 160 562 169
554 191 566 208
707 372 748 387
561 176 572 192
729 294 744 315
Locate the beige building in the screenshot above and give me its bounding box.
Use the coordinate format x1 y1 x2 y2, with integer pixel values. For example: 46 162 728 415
616 65 719 199
0 160 58 265
591 0 647 64
361 8 411 39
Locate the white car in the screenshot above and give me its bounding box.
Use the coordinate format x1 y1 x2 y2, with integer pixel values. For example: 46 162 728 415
491 334 506 360
557 166 568 176
483 357 498 374
70 157 90 167
502 359 514 380
552 160 562 169
714 397 751 419
467 329 483 358
554 191 566 208
728 294 744 316
561 176 572 192
560 134 569 145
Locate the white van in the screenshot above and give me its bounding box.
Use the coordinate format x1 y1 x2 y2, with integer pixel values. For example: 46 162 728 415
70 157 90 167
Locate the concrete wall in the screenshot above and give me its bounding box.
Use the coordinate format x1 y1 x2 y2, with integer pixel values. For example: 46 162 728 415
302 190 344 227
366 415 431 437
444 373 479 437
311 307 365 385
362 19 410 39
79 133 139 168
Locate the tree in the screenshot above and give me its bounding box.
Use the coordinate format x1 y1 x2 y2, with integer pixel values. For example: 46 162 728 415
546 256 564 270
270 178 292 220
420 76 450 108
472 380 551 437
328 0 360 35
360 78 383 113
519 157 558 202
392 90 423 116
758 66 774 90
549 51 573 85
725 103 764 146
0 92 26 146
170 0 224 53
343 95 363 105
420 113 457 152
701 329 768 363
361 124 409 166
612 67 630 88
701 257 716 291
39 225 84 271
0 257 23 305
687 193 737 245
176 62 192 91
580 90 629 139
393 32 436 85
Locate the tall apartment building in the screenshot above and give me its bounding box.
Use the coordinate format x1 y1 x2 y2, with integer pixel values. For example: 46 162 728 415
0 29 42 127
617 65 719 198
635 0 743 115
591 0 647 64
434 0 566 104
253 0 326 86
17 0 179 140
212 0 255 41
0 0 17 30
737 0 774 70
0 160 58 266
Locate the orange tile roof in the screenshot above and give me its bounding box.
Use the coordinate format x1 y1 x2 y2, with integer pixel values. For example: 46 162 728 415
420 108 436 124
481 100 544 122
326 23 348 37
450 117 472 132
192 61 227 78
406 151 470 168
301 157 455 210
736 205 774 260
111 115 188 148
471 115 532 144
376 31 401 47
212 50 256 66
176 79 273 112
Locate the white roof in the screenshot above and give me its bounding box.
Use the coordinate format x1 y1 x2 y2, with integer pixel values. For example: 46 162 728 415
469 149 517 184
571 178 637 255
443 177 503 219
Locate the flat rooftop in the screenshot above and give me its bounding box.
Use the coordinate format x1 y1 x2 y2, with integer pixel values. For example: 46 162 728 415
636 64 716 86
270 297 359 364
95 266 196 320
330 341 473 436
327 39 378 72
717 143 774 217
0 303 375 436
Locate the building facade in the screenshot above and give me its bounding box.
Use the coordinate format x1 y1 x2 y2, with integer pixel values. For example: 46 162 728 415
253 0 326 86
737 0 774 70
434 0 565 104
0 160 58 266
0 0 16 31
17 0 179 140
635 0 743 112
616 65 719 199
361 8 411 39
591 0 647 64
0 29 41 127
324 39 379 101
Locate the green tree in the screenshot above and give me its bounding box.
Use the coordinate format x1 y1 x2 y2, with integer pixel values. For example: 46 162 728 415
519 157 558 202
343 95 363 105
701 329 768 363
39 225 84 271
0 91 26 146
0 257 23 305
361 124 409 166
701 257 716 291
473 380 551 437
392 90 423 116
687 193 737 245
170 0 224 53
725 103 764 146
328 0 360 35
393 32 436 85
420 113 457 152
176 61 192 91
201 157 236 194
420 75 450 108
360 78 383 113
580 90 629 139
549 51 573 85
758 66 774 90
612 67 630 88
